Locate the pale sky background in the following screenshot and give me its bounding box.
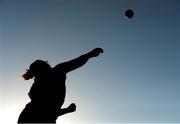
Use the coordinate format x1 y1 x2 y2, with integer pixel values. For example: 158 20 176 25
0 0 180 124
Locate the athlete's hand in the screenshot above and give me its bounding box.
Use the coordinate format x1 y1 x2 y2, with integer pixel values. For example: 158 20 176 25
67 103 76 113
89 48 104 58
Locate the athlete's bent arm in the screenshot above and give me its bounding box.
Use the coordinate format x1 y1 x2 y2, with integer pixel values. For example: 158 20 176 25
57 103 76 117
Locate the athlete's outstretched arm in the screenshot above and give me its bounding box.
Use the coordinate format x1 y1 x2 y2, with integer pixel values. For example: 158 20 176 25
54 48 103 73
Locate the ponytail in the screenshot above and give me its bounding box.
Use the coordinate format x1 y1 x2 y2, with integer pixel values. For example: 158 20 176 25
22 69 34 80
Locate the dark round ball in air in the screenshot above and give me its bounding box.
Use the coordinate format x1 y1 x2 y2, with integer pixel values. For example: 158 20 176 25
125 9 134 19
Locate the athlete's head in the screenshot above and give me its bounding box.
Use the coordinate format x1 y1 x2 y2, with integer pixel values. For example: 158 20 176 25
22 60 51 80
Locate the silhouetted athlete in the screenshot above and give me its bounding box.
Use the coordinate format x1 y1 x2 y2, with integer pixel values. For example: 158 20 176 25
18 48 103 123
